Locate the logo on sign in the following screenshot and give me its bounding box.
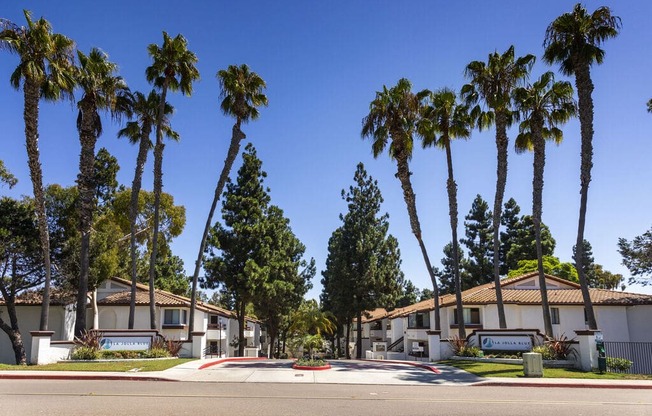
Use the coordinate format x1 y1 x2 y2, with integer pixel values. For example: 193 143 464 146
100 339 113 350
482 337 494 348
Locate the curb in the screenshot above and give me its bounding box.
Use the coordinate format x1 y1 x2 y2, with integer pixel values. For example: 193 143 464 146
360 359 441 374
198 356 268 370
473 381 652 390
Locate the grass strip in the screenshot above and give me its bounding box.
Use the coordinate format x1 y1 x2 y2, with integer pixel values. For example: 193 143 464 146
0 358 196 372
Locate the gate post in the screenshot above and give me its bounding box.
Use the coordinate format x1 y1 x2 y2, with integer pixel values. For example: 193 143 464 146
574 329 600 371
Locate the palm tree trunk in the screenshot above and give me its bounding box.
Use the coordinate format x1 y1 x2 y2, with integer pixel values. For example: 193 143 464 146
74 101 97 337
395 152 441 330
148 83 169 330
23 80 52 331
532 116 553 337
444 141 465 339
574 62 598 330
188 123 246 338
128 125 152 329
492 112 508 329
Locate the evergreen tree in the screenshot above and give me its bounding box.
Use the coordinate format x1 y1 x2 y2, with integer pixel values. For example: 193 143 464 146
572 239 596 286
0 197 43 364
506 215 555 271
618 226 652 286
321 163 403 359
508 255 578 282
252 205 314 358
500 198 521 275
461 195 493 285
203 144 270 357
395 279 421 308
592 264 624 290
436 242 472 294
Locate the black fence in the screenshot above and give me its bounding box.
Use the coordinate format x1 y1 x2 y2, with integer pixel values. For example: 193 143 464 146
604 341 652 375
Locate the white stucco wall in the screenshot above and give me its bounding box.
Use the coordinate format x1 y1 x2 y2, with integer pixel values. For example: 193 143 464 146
626 305 652 342
0 305 68 365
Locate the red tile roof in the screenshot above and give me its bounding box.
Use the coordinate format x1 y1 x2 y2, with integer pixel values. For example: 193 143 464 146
375 272 652 319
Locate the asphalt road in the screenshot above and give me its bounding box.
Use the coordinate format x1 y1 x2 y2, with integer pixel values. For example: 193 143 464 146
1 380 651 416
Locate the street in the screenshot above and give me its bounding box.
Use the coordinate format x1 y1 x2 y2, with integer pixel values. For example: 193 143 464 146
1 380 650 416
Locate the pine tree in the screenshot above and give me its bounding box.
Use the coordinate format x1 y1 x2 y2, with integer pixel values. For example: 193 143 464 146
506 215 556 272
436 242 472 294
500 198 521 275
321 163 403 359
203 144 271 357
572 239 596 286
461 195 493 285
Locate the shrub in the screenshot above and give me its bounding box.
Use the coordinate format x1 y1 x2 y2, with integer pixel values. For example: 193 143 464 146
532 345 556 360
143 348 170 359
71 330 103 360
458 346 482 357
99 350 141 359
71 346 100 360
544 334 576 360
448 336 468 356
295 358 326 367
606 357 632 372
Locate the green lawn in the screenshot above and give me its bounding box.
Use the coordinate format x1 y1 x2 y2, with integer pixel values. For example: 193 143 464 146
0 358 196 372
439 360 652 380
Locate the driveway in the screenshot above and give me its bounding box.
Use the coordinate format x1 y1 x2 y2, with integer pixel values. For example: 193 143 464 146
175 359 482 385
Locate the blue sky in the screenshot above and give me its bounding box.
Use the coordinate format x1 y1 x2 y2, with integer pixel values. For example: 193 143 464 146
1 1 651 299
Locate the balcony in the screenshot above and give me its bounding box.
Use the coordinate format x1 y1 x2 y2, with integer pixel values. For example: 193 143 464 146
244 329 255 338
206 329 227 340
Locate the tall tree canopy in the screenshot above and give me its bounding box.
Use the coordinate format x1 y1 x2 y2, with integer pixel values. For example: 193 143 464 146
618 226 652 286
321 163 403 359
1 9 75 331
463 45 535 329
544 2 621 330
0 197 43 364
461 195 494 286
204 144 310 357
361 78 441 330
189 64 268 337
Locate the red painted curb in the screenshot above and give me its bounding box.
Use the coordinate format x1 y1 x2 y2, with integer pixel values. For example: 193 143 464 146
198 357 268 370
361 359 441 374
292 363 331 371
474 381 652 390
0 374 174 382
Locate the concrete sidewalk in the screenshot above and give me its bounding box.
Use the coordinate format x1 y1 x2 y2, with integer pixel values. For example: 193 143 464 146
0 358 650 389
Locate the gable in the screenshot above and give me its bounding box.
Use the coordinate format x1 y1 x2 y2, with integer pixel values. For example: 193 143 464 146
503 276 577 290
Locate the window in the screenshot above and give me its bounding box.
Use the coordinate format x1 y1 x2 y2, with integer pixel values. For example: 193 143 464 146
453 308 481 325
408 312 430 329
371 321 382 330
163 309 187 326
551 308 560 325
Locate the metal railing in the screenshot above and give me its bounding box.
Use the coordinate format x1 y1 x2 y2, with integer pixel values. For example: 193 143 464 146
604 341 652 375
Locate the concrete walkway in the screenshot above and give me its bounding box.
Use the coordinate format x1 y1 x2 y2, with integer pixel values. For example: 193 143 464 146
0 358 651 389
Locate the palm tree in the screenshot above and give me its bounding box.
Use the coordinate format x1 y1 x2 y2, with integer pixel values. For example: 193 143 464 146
419 88 473 338
73 48 129 336
145 32 199 329
462 46 534 329
513 72 576 337
544 4 621 330
361 78 441 330
188 64 268 337
0 11 75 331
118 90 178 329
